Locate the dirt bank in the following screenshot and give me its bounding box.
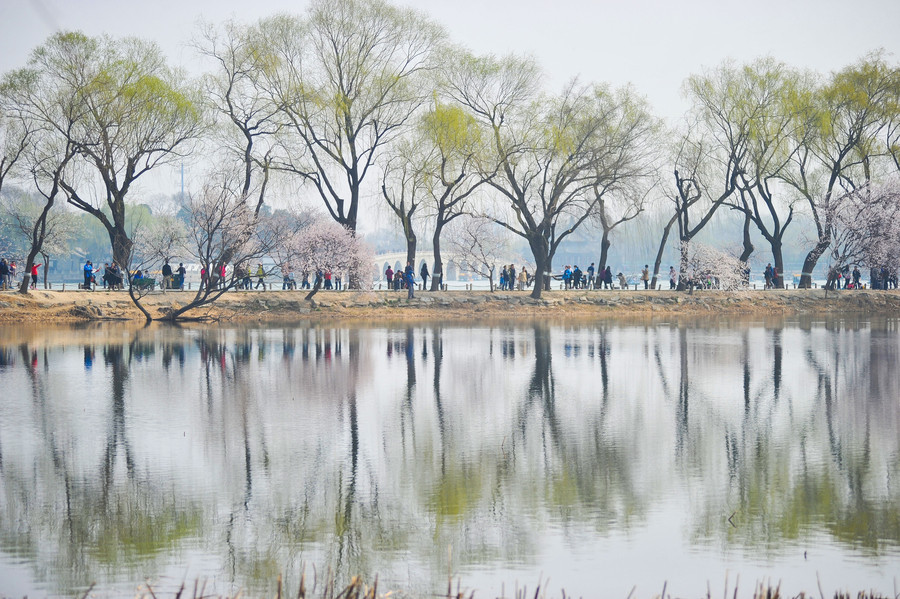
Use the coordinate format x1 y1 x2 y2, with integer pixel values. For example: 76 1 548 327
1 287 899 324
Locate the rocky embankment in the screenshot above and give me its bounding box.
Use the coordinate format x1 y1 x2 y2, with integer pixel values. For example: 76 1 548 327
1 288 899 324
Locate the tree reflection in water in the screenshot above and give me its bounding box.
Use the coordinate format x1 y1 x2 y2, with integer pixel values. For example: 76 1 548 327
0 318 898 598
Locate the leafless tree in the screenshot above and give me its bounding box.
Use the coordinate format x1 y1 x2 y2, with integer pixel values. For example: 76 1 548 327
650 128 742 289
195 19 282 215
0 73 78 293
127 173 281 322
381 142 426 268
0 187 78 290
445 217 518 291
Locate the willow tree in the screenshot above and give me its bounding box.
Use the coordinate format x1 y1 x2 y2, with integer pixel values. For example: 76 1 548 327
782 53 900 287
445 53 658 299
419 102 489 290
382 101 488 288
257 0 445 238
687 58 812 288
11 32 204 270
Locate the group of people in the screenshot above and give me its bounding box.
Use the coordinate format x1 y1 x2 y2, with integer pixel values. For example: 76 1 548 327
384 263 420 298
80 259 188 291
82 260 124 290
226 263 342 291
763 263 783 289
498 265 530 290
869 266 898 290
160 259 187 291
0 258 45 290
826 265 898 290
556 263 633 290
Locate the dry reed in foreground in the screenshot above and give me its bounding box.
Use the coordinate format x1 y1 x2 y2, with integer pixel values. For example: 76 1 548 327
56 572 898 599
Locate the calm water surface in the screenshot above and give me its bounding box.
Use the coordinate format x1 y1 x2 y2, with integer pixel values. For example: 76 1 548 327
0 318 898 598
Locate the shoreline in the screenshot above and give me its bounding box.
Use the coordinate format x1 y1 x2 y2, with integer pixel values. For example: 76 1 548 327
1 288 900 324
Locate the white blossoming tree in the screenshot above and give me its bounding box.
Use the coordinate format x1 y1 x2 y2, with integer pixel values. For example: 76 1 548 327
288 218 373 300
681 242 748 291
827 177 900 290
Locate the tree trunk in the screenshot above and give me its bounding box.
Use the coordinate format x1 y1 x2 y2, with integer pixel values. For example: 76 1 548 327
18 253 38 294
798 240 827 289
651 214 678 290
304 278 323 301
18 195 55 294
430 223 444 291
405 233 417 275
529 236 552 299
127 278 154 324
40 252 50 290
676 239 690 291
739 213 754 263
110 228 133 274
772 243 786 289
739 213 754 285
597 232 611 273
531 253 547 299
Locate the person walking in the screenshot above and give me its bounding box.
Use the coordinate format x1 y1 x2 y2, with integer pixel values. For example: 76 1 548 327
669 266 678 290
255 263 266 289
28 262 42 289
420 261 429 291
641 265 650 290
0 258 9 290
176 263 186 290
405 262 415 299
162 259 173 292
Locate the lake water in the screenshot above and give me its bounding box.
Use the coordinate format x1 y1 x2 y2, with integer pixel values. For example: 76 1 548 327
0 318 898 598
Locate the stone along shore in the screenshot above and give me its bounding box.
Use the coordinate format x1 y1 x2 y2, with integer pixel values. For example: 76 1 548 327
1 288 900 323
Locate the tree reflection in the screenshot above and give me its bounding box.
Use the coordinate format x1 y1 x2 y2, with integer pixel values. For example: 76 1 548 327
1 320 898 598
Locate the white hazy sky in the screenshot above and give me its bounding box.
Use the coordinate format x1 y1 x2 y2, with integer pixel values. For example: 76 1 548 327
2 0 899 123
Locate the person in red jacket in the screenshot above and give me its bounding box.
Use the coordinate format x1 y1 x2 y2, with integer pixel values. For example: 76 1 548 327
30 262 42 289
